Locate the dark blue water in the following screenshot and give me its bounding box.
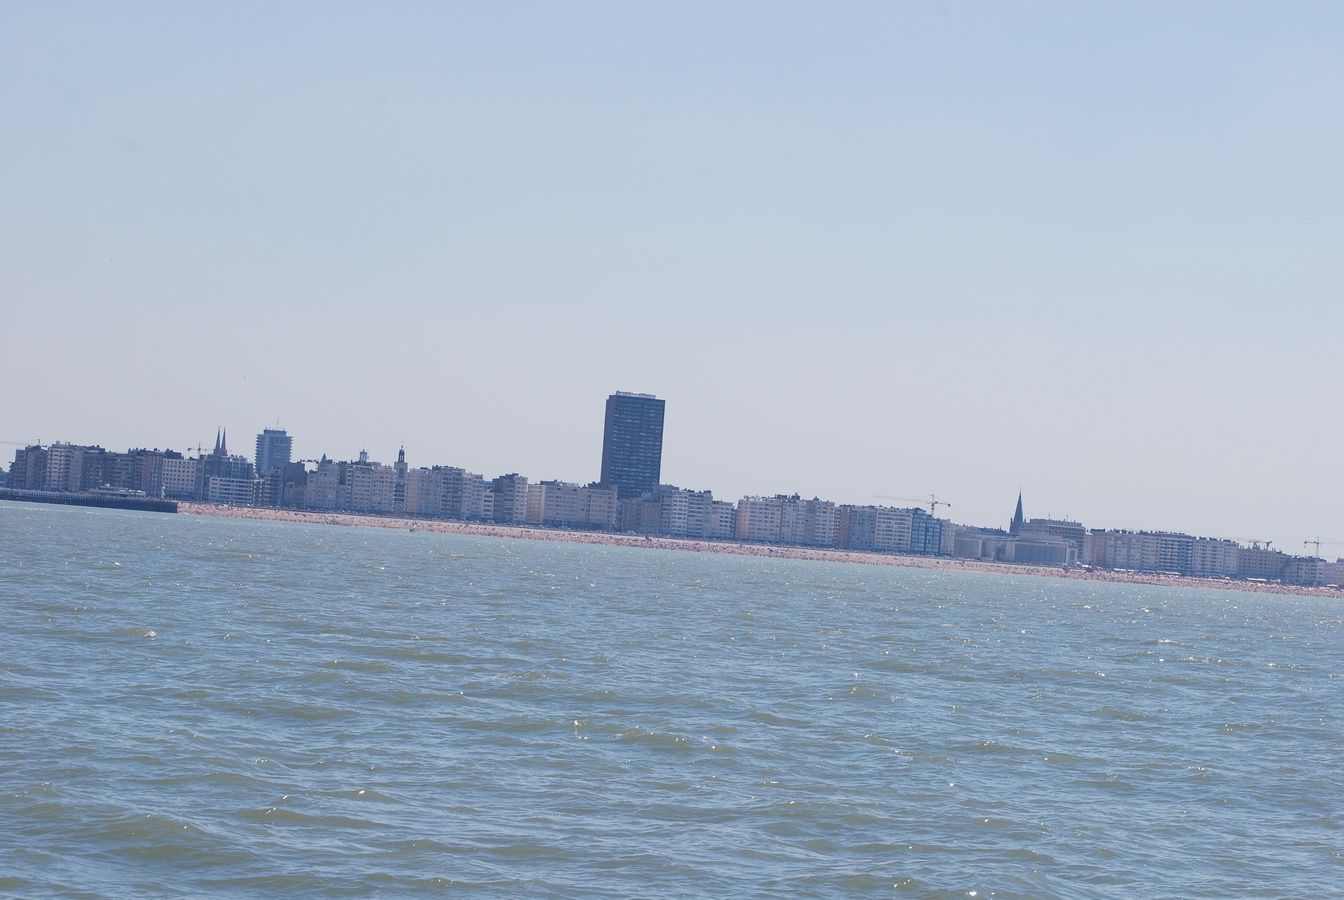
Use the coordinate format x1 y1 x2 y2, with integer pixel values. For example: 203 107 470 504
2 502 1340 897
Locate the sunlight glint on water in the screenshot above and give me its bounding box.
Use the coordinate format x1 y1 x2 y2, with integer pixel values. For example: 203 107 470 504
2 502 1340 898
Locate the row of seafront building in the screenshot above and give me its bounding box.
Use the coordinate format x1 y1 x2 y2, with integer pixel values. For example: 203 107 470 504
1 437 942 548
5 433 1341 588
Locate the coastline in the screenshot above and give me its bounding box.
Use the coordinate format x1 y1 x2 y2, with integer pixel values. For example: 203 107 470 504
179 503 1344 600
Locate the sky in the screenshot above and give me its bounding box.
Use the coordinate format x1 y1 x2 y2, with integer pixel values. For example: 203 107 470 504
3 1 1342 552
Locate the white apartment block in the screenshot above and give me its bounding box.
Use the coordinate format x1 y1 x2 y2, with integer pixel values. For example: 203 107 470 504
346 462 397 514
304 461 345 511
1188 538 1240 577
706 501 737 540
1085 531 1163 570
734 495 837 547
735 497 784 543
526 481 617 530
872 507 915 553
206 476 256 505
161 456 200 499
402 466 486 519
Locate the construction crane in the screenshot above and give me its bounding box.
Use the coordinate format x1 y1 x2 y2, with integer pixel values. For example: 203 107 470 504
875 494 951 516
1303 538 1344 557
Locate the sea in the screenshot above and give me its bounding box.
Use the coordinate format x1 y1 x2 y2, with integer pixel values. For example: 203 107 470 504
1 502 1340 899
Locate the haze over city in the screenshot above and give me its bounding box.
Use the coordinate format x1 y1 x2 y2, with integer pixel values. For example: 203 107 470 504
3 2 1341 551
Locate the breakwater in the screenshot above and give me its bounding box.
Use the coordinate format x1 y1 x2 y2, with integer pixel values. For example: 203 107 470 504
0 487 178 513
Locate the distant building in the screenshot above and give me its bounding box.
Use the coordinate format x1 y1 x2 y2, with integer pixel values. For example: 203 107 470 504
98 448 179 498
200 429 256 504
950 496 1077 565
255 429 293 479
161 454 200 499
615 485 727 539
1006 495 1084 562
839 504 946 556
1084 530 1162 570
49 443 106 492
599 391 665 500
302 452 396 513
707 500 737 540
658 487 718 538
490 473 530 525
261 460 308 508
1238 545 1287 581
305 457 344 510
1284 556 1326 587
8 445 46 490
952 526 1016 562
734 496 784 543
1084 529 1296 581
1018 518 1086 549
526 481 618 530
1188 537 1240 578
620 494 663 534
734 495 838 547
403 465 487 520
393 446 408 512
345 451 397 514
7 443 124 493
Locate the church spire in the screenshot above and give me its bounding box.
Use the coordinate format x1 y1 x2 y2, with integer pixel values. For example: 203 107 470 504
1010 492 1024 535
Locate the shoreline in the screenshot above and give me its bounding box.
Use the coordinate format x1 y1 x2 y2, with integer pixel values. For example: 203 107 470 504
179 503 1344 600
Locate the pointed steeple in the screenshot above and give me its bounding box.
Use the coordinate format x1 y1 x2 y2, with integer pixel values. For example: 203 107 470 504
220 428 227 456
213 428 222 454
1010 492 1024 535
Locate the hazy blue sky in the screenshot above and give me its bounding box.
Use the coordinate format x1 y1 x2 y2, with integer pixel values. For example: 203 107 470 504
4 2 1342 550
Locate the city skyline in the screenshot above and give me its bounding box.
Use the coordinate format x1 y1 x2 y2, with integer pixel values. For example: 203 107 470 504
2 4 1341 550
9 409 1342 587
4 384 1342 556
5 388 1339 569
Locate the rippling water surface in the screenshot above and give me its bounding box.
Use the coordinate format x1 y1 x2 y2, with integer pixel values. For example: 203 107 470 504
2 502 1341 897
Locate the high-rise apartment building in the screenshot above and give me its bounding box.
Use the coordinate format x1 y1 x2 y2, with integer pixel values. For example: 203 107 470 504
599 391 665 500
255 428 292 477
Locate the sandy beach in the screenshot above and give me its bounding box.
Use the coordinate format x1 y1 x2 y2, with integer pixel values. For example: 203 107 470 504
179 503 1344 600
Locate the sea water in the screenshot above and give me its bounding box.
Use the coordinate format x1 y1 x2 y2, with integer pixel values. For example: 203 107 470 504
1 502 1340 898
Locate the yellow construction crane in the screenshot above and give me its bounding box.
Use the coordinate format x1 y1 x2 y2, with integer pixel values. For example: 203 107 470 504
875 494 951 516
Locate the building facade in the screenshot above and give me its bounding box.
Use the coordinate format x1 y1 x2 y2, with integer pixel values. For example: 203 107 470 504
490 474 530 525
599 391 665 500
526 481 618 530
255 429 293 478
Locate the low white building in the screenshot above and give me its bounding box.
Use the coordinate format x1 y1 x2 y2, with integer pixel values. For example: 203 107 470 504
161 456 200 500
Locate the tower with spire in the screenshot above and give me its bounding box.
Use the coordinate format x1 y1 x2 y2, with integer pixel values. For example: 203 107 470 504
199 425 254 501
393 445 408 512
1010 492 1024 535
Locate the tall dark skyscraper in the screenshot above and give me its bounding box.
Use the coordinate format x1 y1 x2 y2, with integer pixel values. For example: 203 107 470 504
600 391 665 499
